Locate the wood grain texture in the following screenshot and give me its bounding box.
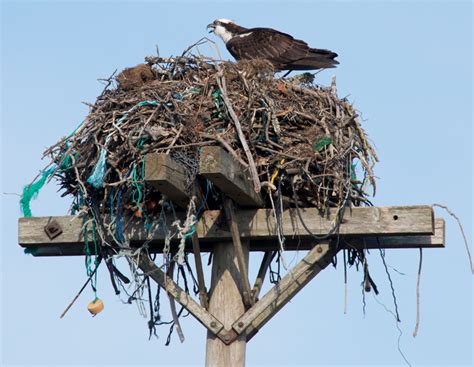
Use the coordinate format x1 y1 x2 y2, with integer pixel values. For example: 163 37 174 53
199 146 263 207
205 241 248 367
19 209 443 257
144 153 189 208
19 206 435 249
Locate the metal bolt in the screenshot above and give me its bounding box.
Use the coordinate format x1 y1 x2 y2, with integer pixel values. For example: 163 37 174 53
238 322 244 328
210 321 217 328
223 335 230 342
317 246 323 253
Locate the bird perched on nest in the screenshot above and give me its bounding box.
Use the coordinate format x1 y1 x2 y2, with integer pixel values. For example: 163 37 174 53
207 19 339 72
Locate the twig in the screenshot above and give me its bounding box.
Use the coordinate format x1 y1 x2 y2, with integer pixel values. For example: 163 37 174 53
412 248 422 337
60 258 101 319
70 153 89 198
216 67 261 193
200 133 249 168
165 125 184 154
166 261 185 343
432 203 473 274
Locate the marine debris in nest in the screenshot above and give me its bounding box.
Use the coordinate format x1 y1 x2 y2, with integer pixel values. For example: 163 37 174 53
41 55 377 223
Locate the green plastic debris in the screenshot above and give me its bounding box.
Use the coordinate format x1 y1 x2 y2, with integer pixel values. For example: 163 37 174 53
313 137 333 152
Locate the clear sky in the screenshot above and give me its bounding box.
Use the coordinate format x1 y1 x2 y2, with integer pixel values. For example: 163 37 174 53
1 1 472 366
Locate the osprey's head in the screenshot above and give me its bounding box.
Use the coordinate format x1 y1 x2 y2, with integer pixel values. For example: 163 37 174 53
207 19 245 43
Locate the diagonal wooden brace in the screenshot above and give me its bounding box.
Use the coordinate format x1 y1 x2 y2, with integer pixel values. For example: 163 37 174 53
136 253 230 342
191 232 209 309
231 242 339 342
251 251 275 303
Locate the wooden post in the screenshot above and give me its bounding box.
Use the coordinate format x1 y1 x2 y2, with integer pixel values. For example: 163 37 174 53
205 241 249 367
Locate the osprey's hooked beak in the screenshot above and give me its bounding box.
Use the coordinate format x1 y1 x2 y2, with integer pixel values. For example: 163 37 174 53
207 23 215 33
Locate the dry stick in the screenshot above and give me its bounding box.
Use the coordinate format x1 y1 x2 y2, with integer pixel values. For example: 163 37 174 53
432 203 473 274
412 248 422 337
200 133 249 168
256 145 300 160
45 118 91 185
60 262 100 319
138 106 161 138
158 141 214 150
191 233 209 309
166 261 185 343
216 69 261 193
165 125 184 154
70 153 89 198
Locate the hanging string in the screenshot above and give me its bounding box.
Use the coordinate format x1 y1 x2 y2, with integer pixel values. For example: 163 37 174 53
412 248 423 337
343 249 348 314
432 203 473 274
379 248 401 322
84 220 100 300
172 198 197 265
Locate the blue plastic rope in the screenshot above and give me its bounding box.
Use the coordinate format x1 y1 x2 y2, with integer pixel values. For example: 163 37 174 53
87 100 159 188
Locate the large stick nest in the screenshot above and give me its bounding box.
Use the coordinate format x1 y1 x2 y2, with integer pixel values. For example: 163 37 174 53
44 55 377 219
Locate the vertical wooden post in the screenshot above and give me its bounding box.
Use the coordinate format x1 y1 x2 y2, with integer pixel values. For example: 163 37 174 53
205 241 249 367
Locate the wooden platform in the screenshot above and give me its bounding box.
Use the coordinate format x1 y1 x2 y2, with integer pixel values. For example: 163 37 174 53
18 149 445 256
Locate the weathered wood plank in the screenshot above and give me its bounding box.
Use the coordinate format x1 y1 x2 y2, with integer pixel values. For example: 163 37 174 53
205 241 248 366
19 206 435 249
199 146 263 207
18 211 445 256
344 218 445 250
232 242 338 341
144 153 190 208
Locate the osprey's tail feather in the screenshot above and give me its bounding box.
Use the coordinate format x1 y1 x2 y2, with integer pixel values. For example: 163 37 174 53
285 48 339 70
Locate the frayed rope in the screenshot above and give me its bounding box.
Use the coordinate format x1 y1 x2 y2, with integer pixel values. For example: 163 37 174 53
87 148 107 188
87 100 159 188
20 166 57 217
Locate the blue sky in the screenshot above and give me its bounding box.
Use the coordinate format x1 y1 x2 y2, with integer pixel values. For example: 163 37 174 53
1 1 472 366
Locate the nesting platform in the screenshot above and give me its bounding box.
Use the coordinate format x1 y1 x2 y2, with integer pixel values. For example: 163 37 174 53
19 148 445 257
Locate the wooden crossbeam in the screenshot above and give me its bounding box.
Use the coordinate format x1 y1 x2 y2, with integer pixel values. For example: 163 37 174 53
199 146 263 207
18 206 439 256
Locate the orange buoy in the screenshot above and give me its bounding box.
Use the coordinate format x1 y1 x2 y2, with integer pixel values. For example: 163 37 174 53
87 298 104 315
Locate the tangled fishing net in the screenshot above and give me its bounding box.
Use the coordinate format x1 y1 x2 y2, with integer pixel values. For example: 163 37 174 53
21 47 378 340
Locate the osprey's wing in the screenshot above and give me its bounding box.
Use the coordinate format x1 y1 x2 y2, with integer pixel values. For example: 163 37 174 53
227 28 338 70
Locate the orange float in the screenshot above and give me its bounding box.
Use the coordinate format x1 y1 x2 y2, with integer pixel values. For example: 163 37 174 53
87 298 104 315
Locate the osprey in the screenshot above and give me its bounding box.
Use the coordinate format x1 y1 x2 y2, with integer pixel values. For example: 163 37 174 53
207 19 339 71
